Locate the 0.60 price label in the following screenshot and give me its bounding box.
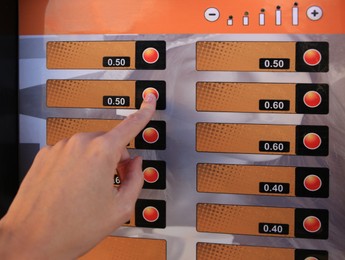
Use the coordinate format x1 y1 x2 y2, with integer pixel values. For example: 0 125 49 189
259 141 290 153
259 100 290 111
259 223 289 235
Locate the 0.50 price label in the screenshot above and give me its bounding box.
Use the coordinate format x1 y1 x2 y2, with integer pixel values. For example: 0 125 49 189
103 96 130 107
103 56 130 67
259 58 290 69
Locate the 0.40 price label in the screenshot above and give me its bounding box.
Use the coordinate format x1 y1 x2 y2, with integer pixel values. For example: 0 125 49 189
259 223 289 235
259 182 290 194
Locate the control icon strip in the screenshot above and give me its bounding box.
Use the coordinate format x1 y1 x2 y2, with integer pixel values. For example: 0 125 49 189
196 82 328 114
197 164 329 198
47 80 166 110
196 41 328 72
46 118 166 149
196 123 328 156
47 41 166 70
197 243 328 260
197 204 328 239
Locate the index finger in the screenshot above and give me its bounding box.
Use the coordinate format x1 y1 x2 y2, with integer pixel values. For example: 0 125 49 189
103 93 157 148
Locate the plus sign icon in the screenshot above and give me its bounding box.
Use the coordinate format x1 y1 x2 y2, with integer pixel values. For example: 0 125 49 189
307 6 323 21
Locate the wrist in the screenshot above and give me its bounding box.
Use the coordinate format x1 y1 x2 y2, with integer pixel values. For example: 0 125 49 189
0 216 37 260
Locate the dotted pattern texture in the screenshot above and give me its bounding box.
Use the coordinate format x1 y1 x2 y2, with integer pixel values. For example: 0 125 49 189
197 204 295 237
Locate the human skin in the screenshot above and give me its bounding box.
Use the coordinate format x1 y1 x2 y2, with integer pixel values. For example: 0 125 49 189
0 94 157 259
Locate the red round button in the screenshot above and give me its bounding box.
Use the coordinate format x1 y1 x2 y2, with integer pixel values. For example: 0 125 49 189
303 49 322 66
142 206 159 222
142 127 159 144
303 91 322 108
303 133 322 150
142 47 159 64
305 257 318 260
142 87 159 101
303 216 321 233
143 167 159 183
304 175 322 192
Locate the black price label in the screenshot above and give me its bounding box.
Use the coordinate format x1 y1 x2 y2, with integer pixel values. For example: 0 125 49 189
259 141 290 153
259 182 290 194
259 223 289 235
103 56 130 67
259 100 290 111
259 58 290 69
103 96 130 107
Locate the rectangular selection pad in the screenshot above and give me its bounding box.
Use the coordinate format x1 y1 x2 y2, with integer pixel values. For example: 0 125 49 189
196 82 329 114
197 204 328 239
46 80 166 109
196 42 328 72
197 244 328 260
197 164 329 198
46 118 166 150
80 236 166 260
47 41 166 70
196 123 328 156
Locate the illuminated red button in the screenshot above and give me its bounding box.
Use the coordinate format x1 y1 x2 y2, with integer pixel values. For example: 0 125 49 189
142 127 159 144
142 206 159 222
142 87 159 101
304 175 322 192
305 257 318 260
142 47 159 64
143 167 159 183
303 133 322 150
303 216 322 233
303 49 322 66
303 91 322 108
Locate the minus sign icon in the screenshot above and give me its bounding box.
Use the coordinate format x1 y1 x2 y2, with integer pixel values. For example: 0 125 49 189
209 13 216 16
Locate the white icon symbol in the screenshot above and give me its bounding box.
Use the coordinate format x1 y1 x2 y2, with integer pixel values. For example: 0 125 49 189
276 6 282 25
292 3 299 25
307 6 323 21
243 12 249 26
227 16 233 26
205 7 220 22
259 9 265 26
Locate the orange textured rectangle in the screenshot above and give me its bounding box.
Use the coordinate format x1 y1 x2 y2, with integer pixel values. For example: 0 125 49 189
196 42 295 71
46 118 132 146
46 41 135 69
197 243 294 260
197 164 295 196
197 204 295 237
47 80 136 108
196 123 296 155
196 82 296 113
79 236 166 260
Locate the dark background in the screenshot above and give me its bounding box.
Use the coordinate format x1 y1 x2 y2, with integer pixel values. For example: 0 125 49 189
0 0 19 218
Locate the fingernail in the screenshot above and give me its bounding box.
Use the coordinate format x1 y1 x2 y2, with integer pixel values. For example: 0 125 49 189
144 93 156 103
